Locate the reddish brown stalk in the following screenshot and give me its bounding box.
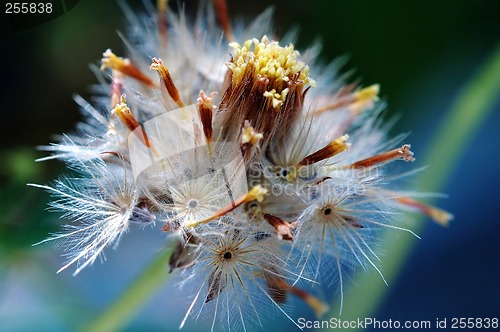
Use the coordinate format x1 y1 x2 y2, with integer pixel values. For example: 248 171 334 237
265 274 328 317
112 96 141 132
212 0 234 41
157 0 169 45
346 144 415 168
313 84 379 116
185 186 267 228
297 135 349 167
150 58 185 108
101 49 155 87
262 214 295 241
112 95 158 156
265 272 288 304
396 196 453 226
197 91 215 145
168 234 199 273
313 85 357 115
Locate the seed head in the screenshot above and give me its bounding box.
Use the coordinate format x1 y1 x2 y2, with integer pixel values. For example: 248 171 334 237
32 0 452 330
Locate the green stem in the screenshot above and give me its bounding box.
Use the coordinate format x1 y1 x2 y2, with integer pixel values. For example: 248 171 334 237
83 247 174 332
323 44 500 329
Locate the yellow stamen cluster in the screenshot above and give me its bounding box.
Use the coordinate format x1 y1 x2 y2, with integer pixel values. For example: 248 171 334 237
227 35 316 93
111 95 139 132
101 49 155 87
241 121 263 145
245 185 268 203
263 88 290 109
101 49 127 72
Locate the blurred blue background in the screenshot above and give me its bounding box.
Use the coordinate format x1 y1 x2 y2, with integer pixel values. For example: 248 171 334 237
1 0 499 331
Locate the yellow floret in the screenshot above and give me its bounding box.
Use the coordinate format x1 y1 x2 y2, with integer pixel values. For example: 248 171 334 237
228 36 315 88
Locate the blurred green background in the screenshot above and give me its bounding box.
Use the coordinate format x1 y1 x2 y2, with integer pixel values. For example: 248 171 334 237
1 0 499 331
